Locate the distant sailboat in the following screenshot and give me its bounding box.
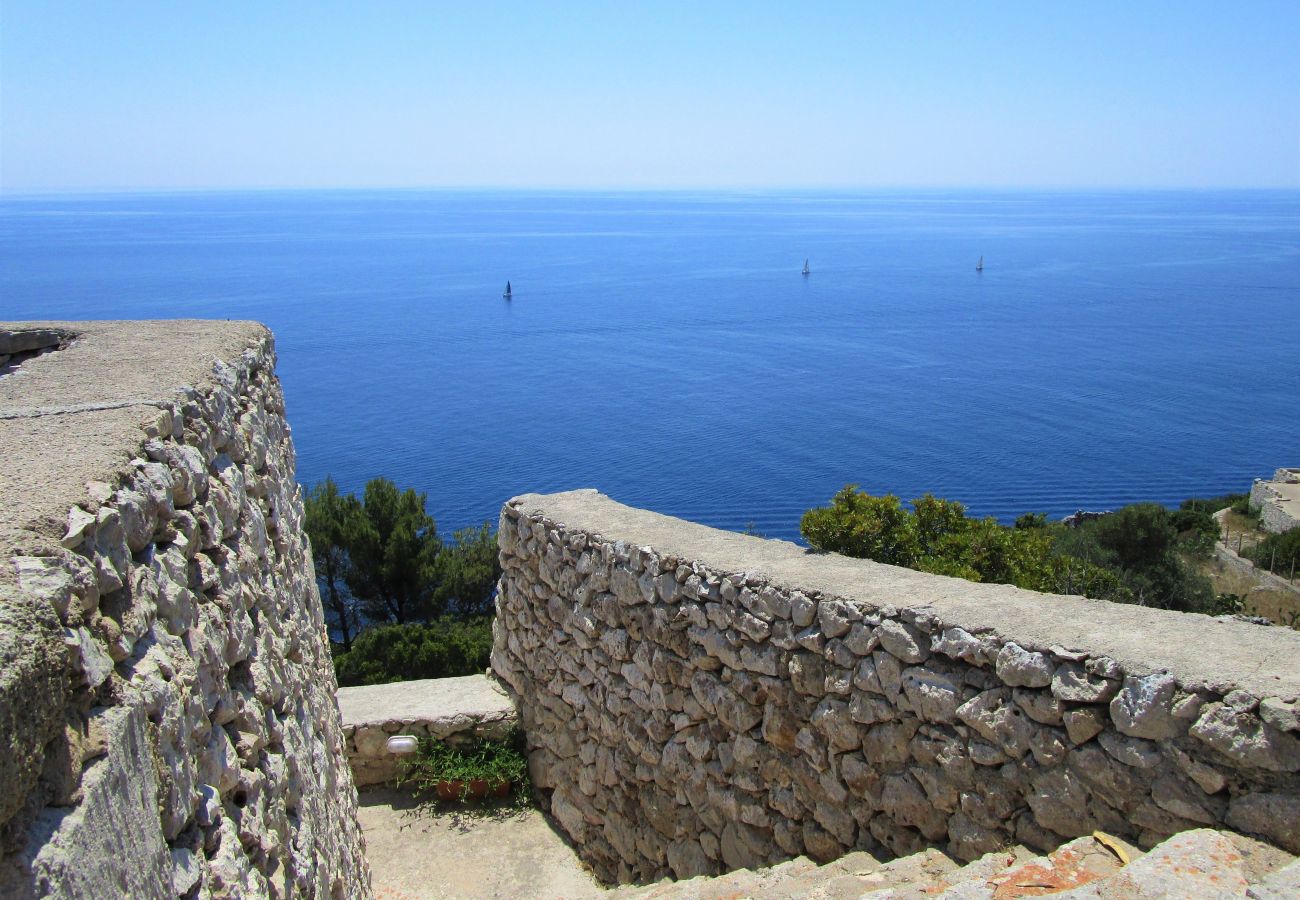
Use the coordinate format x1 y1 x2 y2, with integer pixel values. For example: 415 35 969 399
975 256 984 272
802 259 811 276
503 280 512 299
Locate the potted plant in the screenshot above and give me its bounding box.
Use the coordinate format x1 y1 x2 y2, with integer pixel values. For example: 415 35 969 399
397 730 529 805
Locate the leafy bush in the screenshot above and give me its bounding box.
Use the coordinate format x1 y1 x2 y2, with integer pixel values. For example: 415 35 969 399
801 488 925 567
397 730 530 805
333 617 493 687
801 486 1217 612
804 487 1075 594
1230 496 1258 519
1180 493 1247 516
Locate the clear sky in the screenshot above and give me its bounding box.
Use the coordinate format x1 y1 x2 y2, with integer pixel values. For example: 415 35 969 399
2 2 1297 191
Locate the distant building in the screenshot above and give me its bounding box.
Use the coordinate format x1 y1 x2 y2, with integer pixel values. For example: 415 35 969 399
1250 468 1300 534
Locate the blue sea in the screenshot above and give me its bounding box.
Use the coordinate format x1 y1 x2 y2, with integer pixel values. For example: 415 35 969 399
2 189 1297 542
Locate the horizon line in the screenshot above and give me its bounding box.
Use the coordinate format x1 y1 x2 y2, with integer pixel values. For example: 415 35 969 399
4 182 1300 199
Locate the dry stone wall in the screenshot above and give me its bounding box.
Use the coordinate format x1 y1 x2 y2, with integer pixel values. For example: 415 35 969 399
0 322 370 898
491 490 1300 886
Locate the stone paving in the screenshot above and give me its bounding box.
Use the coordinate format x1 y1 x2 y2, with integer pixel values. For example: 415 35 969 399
357 787 603 900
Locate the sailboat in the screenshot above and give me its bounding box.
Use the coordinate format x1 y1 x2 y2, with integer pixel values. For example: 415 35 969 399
975 256 984 272
503 281 512 299
802 259 810 276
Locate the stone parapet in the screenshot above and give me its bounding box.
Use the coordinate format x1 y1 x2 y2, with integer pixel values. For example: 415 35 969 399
1251 469 1300 535
338 674 517 787
0 321 370 897
491 489 1300 885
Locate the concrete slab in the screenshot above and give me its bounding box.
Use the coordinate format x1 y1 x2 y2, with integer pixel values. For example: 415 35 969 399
338 675 516 730
357 787 604 899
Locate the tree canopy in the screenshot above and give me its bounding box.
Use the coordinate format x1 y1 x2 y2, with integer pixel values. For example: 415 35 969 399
303 476 501 649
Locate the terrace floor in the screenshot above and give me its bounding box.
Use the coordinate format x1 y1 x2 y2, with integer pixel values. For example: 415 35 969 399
358 787 605 899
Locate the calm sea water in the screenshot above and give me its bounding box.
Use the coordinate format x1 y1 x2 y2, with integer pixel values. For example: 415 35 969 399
2 189 1297 541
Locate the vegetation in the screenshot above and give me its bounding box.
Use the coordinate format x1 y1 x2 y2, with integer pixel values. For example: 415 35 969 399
304 476 501 679
333 617 494 686
1245 527 1300 578
801 486 1218 613
397 730 531 806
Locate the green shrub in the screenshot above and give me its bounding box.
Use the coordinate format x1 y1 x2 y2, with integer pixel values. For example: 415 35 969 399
1230 495 1258 519
802 486 1217 612
333 617 493 687
1180 493 1247 516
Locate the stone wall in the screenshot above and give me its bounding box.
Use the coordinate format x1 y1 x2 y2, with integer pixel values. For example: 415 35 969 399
1251 469 1300 535
0 322 370 898
491 490 1300 885
339 675 517 787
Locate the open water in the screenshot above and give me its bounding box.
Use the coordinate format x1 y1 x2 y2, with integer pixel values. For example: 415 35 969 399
2 189 1297 541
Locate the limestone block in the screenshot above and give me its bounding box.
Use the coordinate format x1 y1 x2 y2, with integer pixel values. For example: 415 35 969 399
1068 829 1248 898
1191 703 1300 772
811 698 860 752
789 592 816 628
873 619 927 663
1063 707 1107 745
995 642 1054 688
1096 731 1161 770
1110 672 1182 740
13 556 81 619
817 599 855 638
1052 662 1120 703
1259 697 1300 733
1249 858 1300 899
61 506 96 550
957 689 1034 758
19 703 171 898
1226 792 1300 854
901 667 961 724
931 627 991 665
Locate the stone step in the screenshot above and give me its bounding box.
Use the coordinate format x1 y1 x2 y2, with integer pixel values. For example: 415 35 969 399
608 828 1295 899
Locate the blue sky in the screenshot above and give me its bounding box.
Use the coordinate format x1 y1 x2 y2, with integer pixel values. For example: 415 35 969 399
3 2 1297 191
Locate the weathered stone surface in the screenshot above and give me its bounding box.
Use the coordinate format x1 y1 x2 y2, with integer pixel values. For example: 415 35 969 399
1249 858 1300 900
1066 829 1248 898
1052 662 1120 703
996 643 1054 688
1191 703 1300 772
10 703 171 899
1063 707 1107 746
901 667 961 724
1110 672 1181 740
1226 792 1300 854
0 322 370 897
878 620 930 664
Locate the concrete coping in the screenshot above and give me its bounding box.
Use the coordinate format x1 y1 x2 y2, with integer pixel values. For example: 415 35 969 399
338 674 517 733
0 319 270 567
509 490 1300 701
